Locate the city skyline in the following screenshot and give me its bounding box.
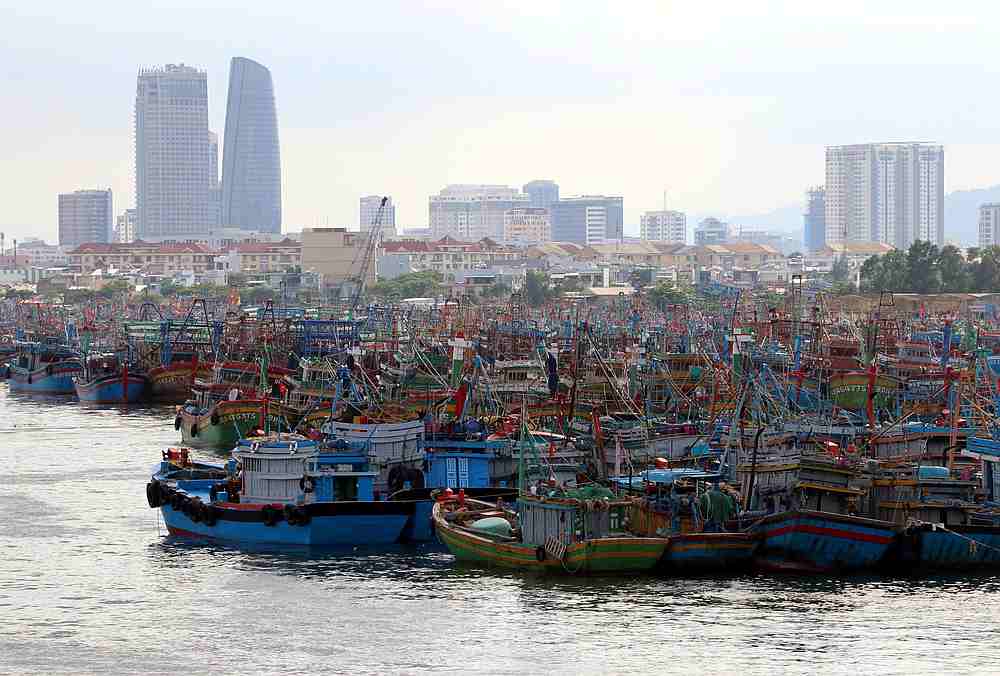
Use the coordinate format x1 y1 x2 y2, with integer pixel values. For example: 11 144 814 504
6 4 1000 242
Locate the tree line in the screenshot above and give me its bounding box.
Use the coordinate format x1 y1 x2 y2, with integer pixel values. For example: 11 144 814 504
859 241 1000 294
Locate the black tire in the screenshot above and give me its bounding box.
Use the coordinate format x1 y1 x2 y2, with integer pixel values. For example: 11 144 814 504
174 416 182 431
190 424 199 438
210 412 220 426
203 504 218 527
283 504 298 526
262 505 280 527
171 493 184 511
189 500 203 523
146 482 161 508
296 507 311 526
535 546 546 562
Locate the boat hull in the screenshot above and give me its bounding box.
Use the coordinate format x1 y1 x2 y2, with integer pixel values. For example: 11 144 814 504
177 400 296 449
160 501 412 546
660 532 759 572
898 524 1000 570
434 508 666 575
752 510 897 573
74 373 148 404
147 361 212 402
9 361 82 395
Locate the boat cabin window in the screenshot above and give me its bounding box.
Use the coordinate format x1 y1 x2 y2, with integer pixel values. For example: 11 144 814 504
335 476 359 501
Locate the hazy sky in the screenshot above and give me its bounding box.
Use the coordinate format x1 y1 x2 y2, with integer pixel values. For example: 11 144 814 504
4 1 1000 241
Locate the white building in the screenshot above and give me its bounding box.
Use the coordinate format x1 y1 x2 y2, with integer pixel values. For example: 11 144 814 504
134 64 214 240
17 240 70 267
429 185 529 240
694 217 730 245
825 143 944 248
115 209 137 243
360 195 397 239
640 210 686 243
503 207 551 244
979 203 1000 249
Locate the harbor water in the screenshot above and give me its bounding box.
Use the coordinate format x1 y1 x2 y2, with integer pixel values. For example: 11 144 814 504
3 389 1000 675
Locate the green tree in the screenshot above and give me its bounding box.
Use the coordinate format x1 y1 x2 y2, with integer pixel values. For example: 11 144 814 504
905 240 941 293
648 282 691 309
829 254 850 282
97 279 132 299
972 246 1000 292
523 270 552 305
369 271 445 299
159 279 179 297
938 245 970 292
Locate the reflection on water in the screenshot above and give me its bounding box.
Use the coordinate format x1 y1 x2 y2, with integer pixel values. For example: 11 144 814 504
2 386 1000 674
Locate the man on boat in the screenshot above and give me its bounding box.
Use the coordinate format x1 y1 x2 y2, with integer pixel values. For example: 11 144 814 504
700 484 737 532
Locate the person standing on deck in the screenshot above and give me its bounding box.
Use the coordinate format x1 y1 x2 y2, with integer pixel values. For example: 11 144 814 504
700 485 736 532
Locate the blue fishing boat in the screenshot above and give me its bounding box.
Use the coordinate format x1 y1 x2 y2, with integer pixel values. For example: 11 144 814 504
386 434 517 542
74 353 148 404
734 429 898 572
148 435 416 546
8 341 82 395
751 509 897 573
876 439 1000 570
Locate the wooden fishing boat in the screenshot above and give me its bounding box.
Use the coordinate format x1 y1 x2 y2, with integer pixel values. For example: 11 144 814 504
623 468 759 572
8 341 82 395
147 359 213 402
735 429 900 572
433 494 667 575
74 353 148 404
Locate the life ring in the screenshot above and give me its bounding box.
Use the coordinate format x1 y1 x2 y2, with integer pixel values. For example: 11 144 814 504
210 412 220 426
299 476 315 494
190 423 199 438
146 481 161 508
535 546 546 562
174 416 182 431
0 335 11 344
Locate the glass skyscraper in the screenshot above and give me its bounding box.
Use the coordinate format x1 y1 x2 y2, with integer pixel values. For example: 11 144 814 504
221 57 282 233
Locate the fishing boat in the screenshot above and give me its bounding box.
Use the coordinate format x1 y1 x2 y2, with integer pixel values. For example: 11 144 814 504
147 358 213 402
622 467 758 572
873 438 1000 570
432 491 668 575
175 360 296 448
8 341 82 395
73 352 148 404
735 431 899 572
147 435 416 545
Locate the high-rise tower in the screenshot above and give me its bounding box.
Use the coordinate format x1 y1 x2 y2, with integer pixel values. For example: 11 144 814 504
134 64 212 240
825 143 943 248
221 57 282 233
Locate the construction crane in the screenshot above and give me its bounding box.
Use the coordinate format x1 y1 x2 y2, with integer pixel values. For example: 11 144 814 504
347 196 388 312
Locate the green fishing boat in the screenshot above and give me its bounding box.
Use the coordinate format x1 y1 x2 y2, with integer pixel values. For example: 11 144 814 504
432 495 668 575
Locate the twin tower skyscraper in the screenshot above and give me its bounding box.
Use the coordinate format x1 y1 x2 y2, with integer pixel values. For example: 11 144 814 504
134 58 281 240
